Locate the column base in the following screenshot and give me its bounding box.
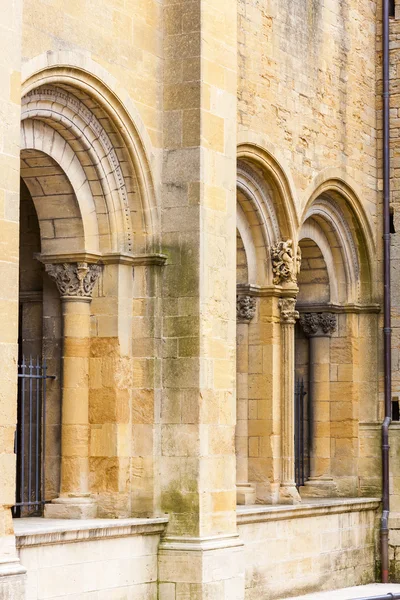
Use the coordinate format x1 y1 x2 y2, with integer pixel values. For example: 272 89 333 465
0 560 26 600
279 483 302 505
44 496 97 519
236 483 256 505
300 477 338 499
158 534 245 600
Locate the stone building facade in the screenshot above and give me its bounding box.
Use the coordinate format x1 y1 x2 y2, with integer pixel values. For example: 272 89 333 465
0 0 398 598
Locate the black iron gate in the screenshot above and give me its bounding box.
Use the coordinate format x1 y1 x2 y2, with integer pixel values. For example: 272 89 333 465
12 356 54 517
294 378 310 488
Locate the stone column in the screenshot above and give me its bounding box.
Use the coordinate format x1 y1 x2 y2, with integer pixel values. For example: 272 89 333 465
159 0 244 597
236 295 256 505
278 297 301 504
299 312 337 497
44 262 101 519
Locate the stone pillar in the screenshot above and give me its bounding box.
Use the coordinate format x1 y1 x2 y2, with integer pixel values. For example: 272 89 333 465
299 312 337 497
236 295 256 505
159 0 244 597
44 262 101 519
278 297 301 504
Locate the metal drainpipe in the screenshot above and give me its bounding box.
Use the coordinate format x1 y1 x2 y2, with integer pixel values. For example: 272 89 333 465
382 0 392 584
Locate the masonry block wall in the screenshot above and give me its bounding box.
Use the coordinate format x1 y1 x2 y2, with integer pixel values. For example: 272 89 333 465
0 0 27 595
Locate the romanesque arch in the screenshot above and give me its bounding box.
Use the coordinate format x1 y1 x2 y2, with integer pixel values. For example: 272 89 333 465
295 180 377 498
16 62 160 519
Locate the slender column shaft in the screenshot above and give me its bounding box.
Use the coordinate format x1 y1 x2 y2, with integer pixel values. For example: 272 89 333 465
60 298 91 497
309 335 331 478
299 312 337 497
43 261 101 518
235 294 257 505
236 321 249 484
279 297 301 504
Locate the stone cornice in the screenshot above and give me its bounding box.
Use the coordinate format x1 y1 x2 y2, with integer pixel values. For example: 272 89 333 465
237 283 298 299
159 533 243 552
14 517 168 548
36 252 168 267
19 291 43 303
236 498 381 525
296 303 381 314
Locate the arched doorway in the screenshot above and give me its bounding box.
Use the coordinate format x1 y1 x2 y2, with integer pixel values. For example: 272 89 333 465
14 76 156 519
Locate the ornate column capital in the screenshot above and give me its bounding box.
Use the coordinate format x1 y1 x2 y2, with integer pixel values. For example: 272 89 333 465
236 295 256 322
45 262 102 300
271 240 301 286
279 297 299 325
299 312 337 337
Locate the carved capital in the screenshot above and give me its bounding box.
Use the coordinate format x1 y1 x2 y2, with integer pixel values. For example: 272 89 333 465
237 295 257 322
45 262 102 299
279 298 299 324
299 312 337 337
271 240 301 286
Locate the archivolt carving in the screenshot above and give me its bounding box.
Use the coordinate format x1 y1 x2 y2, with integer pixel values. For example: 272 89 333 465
237 161 281 244
22 86 133 253
309 197 360 280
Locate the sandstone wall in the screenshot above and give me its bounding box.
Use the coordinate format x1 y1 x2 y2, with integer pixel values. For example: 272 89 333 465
22 0 163 150
0 0 27 595
238 0 378 219
15 517 167 600
238 499 380 599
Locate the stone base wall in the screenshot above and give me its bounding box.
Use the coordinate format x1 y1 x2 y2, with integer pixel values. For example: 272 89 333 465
238 499 380 600
13 500 380 600
15 517 167 600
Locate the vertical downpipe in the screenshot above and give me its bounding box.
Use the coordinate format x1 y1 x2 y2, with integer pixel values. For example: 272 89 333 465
382 0 391 584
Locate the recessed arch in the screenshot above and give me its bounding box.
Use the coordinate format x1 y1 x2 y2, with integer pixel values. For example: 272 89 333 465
299 220 340 304
21 52 159 253
21 121 98 254
301 178 375 303
237 202 257 285
237 141 299 242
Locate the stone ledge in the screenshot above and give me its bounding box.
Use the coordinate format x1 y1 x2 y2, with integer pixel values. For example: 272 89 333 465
237 498 381 525
14 516 169 548
159 533 243 552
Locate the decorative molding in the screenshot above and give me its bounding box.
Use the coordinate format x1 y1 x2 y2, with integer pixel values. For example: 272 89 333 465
237 161 280 243
14 517 168 548
45 262 102 299
159 533 243 552
299 312 337 337
318 196 360 278
271 240 301 286
236 283 298 299
37 252 167 267
236 498 381 525
19 291 43 303
237 295 257 322
23 86 133 253
279 297 299 324
297 302 380 315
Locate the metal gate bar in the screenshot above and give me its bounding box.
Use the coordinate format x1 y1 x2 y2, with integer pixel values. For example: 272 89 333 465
13 356 54 517
295 378 309 488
